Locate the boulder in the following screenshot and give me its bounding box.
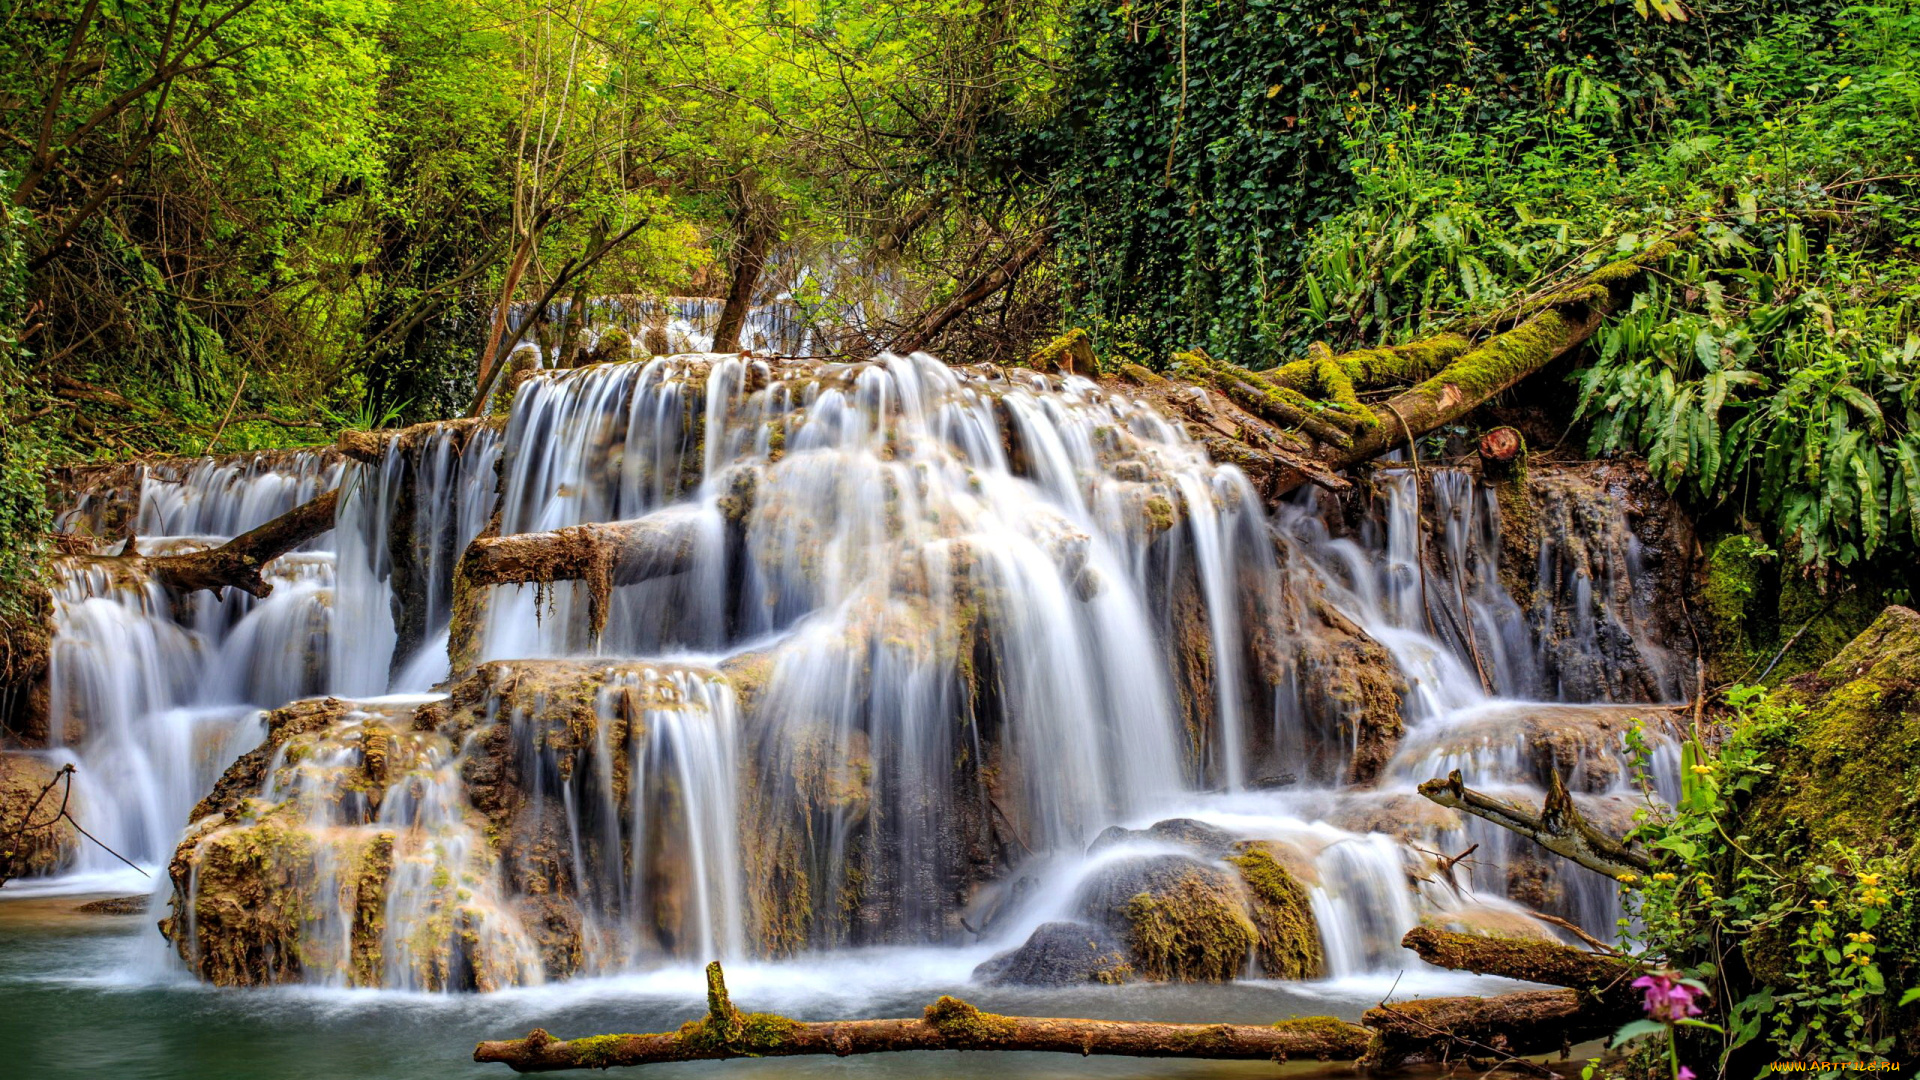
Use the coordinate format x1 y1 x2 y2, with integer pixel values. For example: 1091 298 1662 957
972 921 1133 986
1073 850 1321 982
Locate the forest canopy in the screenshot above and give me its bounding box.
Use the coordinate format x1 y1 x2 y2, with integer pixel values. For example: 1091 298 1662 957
4 0 1920 584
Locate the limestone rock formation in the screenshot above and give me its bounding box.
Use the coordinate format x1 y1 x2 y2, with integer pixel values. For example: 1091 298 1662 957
0 751 78 877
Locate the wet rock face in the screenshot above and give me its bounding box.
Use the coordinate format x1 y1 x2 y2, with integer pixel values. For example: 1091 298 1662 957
1504 462 1696 703
0 752 77 877
972 921 1133 986
1157 531 1409 790
163 692 543 990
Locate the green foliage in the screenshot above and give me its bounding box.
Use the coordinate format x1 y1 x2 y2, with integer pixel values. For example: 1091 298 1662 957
0 188 49 610
1617 688 1913 1072
1051 0 1794 366
1094 0 1920 573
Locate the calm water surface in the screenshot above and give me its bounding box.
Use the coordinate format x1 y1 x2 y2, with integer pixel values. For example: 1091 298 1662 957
0 887 1547 1080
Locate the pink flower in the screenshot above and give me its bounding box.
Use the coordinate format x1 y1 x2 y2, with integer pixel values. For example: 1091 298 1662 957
1678 1068 1697 1080
1631 972 1704 1022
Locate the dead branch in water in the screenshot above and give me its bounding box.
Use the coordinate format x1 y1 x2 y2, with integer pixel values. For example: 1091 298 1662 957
1418 768 1652 879
474 962 1370 1071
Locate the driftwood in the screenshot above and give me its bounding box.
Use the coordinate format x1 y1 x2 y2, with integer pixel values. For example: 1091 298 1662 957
890 228 1053 356
475 960 1621 1073
1419 769 1652 879
336 418 491 464
105 488 341 598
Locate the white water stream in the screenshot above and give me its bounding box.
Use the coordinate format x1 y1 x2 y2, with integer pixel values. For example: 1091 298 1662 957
24 351 1683 994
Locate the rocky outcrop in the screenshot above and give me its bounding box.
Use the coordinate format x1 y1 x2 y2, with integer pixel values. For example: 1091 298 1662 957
0 751 77 877
1497 461 1696 702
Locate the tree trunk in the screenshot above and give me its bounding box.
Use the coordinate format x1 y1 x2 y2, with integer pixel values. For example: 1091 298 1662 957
1418 768 1652 879
712 213 776 354
1360 989 1620 1070
1321 241 1679 473
97 489 341 598
474 962 1623 1074
1398 927 1640 1010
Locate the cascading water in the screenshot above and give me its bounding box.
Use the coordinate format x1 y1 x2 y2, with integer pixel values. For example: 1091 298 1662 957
26 350 1689 993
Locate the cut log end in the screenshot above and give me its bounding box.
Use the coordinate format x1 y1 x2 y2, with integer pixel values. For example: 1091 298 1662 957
1479 425 1525 464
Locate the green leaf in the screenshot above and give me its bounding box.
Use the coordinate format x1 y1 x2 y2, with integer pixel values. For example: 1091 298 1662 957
1611 1019 1668 1046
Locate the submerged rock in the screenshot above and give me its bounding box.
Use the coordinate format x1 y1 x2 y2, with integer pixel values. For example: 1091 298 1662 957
972 921 1133 986
76 894 148 915
1087 818 1238 857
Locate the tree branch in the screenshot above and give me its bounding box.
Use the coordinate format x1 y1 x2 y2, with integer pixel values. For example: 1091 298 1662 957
86 488 340 598
1417 768 1652 878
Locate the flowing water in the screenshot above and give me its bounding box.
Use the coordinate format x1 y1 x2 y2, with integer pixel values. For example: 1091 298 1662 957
7 350 1687 1076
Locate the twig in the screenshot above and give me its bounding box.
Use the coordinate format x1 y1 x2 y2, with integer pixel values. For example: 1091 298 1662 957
0 762 147 886
203 370 248 453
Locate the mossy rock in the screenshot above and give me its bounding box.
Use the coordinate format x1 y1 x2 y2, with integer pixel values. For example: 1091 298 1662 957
1735 606 1920 1017
1747 606 1920 853
1227 847 1323 978
1073 853 1261 982
1022 328 1097 376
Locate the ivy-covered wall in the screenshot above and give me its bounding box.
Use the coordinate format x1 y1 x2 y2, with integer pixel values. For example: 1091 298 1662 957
1052 0 1821 367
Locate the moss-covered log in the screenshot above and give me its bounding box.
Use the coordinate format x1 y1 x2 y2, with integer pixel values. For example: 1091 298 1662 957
475 961 1632 1073
1399 926 1638 1010
1361 988 1620 1069
1324 241 1677 472
1143 240 1676 500
1418 768 1651 879
88 488 341 599
475 963 1370 1071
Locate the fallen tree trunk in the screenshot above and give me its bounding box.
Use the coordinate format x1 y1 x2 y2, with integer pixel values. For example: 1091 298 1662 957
462 512 706 591
1361 988 1620 1070
475 961 1623 1073
459 511 706 641
475 963 1372 1072
1144 238 1679 501
1399 926 1639 1010
1418 768 1652 879
112 488 341 598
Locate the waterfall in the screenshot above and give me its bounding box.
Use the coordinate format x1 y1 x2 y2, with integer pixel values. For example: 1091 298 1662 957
30 351 1688 989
